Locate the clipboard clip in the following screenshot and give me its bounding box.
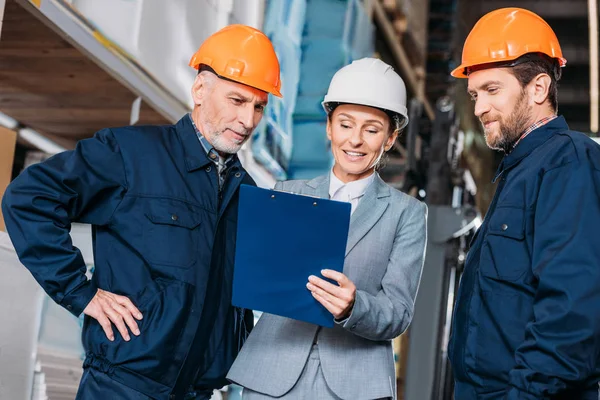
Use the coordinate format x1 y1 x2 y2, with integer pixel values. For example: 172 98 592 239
270 188 321 199
269 188 322 205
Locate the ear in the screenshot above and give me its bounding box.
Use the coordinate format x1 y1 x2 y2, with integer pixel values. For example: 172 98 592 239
191 74 205 106
531 73 551 106
384 130 398 152
326 118 332 141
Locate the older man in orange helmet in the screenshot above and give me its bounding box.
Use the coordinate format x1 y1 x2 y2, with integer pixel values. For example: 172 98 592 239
448 8 600 400
2 25 281 400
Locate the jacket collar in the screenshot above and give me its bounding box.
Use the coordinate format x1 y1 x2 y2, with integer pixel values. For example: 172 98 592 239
306 172 390 200
345 174 390 255
175 115 241 172
306 174 330 199
493 115 570 182
328 169 377 202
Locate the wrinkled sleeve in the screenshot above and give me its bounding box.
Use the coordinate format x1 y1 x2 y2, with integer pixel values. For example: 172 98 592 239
1 128 127 317
339 200 427 341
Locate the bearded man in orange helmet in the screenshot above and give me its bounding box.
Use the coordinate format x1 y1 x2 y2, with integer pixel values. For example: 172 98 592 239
447 8 600 400
2 25 281 400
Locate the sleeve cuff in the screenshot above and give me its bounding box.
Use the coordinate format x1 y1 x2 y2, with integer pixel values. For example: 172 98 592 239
59 279 98 317
338 290 366 332
334 297 358 326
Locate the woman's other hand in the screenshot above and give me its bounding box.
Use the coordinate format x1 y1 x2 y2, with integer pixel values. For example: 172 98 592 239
307 270 356 320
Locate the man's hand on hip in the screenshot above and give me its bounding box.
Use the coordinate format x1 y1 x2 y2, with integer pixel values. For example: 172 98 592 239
83 289 143 341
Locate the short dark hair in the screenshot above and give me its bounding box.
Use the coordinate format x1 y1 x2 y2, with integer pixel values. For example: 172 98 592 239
508 53 562 112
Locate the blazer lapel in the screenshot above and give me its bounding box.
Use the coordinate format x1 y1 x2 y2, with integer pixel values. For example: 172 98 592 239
305 174 330 199
345 175 390 256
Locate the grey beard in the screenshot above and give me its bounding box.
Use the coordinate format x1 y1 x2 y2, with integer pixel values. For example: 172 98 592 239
211 132 246 154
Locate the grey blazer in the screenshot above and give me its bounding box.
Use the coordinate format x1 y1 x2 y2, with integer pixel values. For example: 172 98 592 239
227 174 427 400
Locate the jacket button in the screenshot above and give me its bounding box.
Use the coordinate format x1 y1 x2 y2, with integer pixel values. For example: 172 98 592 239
171 214 178 221
66 305 73 311
205 166 211 172
235 172 241 178
351 324 357 330
501 224 508 231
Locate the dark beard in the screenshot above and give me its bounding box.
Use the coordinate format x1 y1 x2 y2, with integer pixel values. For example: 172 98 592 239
495 90 532 153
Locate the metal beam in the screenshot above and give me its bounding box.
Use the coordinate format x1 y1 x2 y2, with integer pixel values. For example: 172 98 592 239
0 0 6 40
405 99 423 171
404 205 478 400
396 0 429 66
0 111 67 155
18 127 67 155
372 0 435 120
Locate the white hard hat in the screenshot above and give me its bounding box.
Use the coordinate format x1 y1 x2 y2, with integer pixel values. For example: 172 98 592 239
322 58 409 130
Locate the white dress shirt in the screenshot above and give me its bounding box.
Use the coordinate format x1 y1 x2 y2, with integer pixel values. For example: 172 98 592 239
328 170 376 215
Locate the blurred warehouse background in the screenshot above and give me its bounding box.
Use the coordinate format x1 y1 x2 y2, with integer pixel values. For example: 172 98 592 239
0 0 597 399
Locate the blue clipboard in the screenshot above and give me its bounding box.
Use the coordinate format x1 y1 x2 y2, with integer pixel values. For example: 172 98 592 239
232 184 351 327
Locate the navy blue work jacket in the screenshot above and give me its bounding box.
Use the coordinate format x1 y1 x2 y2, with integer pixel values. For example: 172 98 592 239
448 116 600 399
2 116 255 399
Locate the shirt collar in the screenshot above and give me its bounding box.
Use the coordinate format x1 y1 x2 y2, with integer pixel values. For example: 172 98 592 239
512 115 557 150
493 115 569 182
188 113 234 166
329 169 376 200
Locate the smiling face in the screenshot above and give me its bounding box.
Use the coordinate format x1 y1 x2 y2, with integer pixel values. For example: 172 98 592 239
467 67 535 152
327 103 397 183
191 71 269 155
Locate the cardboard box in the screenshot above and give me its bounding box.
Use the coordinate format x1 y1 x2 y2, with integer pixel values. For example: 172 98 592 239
0 126 17 231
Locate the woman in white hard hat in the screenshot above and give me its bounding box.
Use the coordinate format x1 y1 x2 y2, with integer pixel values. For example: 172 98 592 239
227 58 427 400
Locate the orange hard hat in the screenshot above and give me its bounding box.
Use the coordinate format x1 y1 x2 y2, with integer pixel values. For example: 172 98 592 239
451 8 567 78
189 24 282 97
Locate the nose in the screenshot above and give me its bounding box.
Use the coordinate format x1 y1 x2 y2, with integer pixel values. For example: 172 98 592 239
474 97 491 119
348 128 363 147
238 104 254 131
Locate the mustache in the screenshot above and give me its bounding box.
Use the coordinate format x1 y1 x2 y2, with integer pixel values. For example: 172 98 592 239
480 116 498 125
226 127 251 136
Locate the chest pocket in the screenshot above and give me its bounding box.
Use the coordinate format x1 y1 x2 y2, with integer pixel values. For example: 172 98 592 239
143 198 203 268
480 206 528 281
